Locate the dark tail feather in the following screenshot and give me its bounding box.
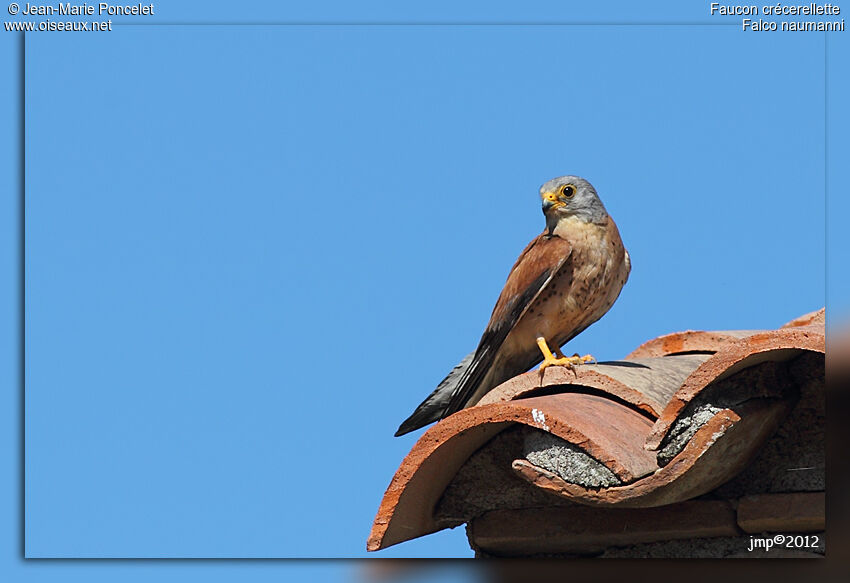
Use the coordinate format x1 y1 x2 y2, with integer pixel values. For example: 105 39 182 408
394 352 475 437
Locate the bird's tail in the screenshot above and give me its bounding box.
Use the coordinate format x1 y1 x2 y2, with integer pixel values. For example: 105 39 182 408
394 352 475 437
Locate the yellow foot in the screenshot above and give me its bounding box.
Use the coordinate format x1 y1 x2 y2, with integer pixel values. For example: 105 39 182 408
554 348 597 365
537 337 595 376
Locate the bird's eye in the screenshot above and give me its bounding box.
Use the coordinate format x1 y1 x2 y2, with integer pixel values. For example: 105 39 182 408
561 185 576 198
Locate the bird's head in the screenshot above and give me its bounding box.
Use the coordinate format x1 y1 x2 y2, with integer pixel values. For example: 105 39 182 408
539 175 608 230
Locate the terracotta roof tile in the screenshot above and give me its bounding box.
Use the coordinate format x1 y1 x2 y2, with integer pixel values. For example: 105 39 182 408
781 308 825 329
626 330 763 359
511 398 794 508
478 354 710 418
468 500 740 556
643 326 824 451
368 309 825 553
736 492 825 533
367 393 655 551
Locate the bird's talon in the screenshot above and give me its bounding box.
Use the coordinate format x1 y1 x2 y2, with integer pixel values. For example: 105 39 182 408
536 338 596 375
538 355 585 372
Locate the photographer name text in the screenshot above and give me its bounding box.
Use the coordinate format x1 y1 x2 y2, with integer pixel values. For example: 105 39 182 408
18 2 153 16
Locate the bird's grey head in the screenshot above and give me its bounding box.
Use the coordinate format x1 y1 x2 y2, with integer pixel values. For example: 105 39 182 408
539 175 608 230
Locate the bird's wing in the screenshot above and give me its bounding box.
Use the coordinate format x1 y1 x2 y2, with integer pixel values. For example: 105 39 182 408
441 233 573 417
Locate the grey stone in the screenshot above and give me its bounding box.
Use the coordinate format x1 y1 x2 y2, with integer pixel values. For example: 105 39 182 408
522 430 621 488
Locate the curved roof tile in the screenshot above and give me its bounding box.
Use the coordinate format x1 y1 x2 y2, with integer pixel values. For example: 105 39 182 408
368 393 654 551
643 326 825 451
512 397 795 508
368 309 825 551
478 354 710 418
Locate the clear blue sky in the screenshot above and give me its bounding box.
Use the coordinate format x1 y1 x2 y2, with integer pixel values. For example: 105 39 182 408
1 0 846 580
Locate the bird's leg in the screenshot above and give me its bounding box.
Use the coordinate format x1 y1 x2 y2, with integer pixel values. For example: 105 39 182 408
537 337 595 376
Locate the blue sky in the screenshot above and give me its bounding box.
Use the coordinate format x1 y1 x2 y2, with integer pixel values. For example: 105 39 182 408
1 0 846 580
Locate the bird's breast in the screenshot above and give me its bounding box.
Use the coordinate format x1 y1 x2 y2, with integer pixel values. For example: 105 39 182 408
514 217 629 350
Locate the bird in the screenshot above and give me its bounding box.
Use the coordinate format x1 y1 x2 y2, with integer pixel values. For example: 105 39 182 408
395 175 630 437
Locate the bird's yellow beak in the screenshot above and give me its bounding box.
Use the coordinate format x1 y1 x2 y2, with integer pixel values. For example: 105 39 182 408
541 191 566 213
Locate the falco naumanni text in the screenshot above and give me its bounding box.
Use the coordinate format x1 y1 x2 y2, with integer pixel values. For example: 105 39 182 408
395 175 630 436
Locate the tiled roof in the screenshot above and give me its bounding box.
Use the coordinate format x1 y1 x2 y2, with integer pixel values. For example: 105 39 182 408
368 309 825 557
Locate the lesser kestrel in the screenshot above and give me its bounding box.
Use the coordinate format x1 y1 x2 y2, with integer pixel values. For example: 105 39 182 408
395 175 630 436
